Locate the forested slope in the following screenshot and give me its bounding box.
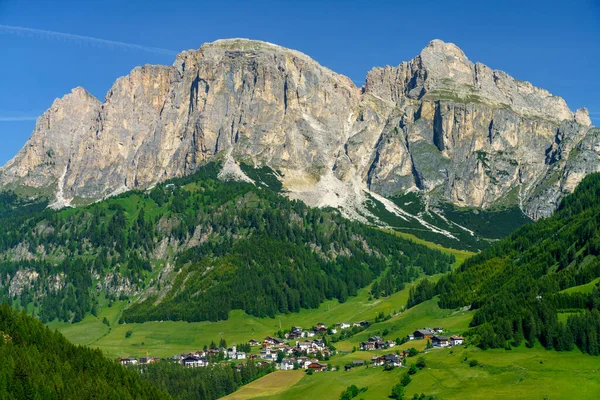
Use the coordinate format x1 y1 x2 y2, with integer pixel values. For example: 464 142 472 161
412 173 600 355
0 163 454 324
0 304 169 399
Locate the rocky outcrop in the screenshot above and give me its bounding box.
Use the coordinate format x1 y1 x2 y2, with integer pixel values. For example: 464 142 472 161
0 38 596 219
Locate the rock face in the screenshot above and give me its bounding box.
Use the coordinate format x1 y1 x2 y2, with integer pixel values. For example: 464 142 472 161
0 38 597 219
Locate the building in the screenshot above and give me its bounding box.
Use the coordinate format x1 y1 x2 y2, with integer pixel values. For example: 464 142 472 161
450 336 464 346
352 360 366 367
406 334 415 341
280 358 296 370
307 362 328 372
118 357 138 366
181 356 208 368
384 354 402 367
360 341 376 351
371 356 385 366
413 329 434 340
339 322 351 330
432 335 450 348
248 339 260 346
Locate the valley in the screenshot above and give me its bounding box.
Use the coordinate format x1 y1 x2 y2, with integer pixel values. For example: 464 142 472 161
0 27 599 400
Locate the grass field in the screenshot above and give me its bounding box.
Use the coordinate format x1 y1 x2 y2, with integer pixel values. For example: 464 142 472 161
221 371 305 399
384 229 474 268
249 345 600 400
560 277 600 294
51 283 426 358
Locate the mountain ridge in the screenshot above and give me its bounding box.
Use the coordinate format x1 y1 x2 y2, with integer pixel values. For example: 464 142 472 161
0 38 596 223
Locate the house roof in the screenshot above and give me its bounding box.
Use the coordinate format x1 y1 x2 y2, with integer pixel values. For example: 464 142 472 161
433 335 449 341
415 329 433 335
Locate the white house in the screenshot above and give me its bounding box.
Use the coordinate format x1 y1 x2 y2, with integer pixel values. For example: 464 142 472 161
432 336 450 348
280 358 295 370
450 336 464 346
119 357 138 366
181 356 208 368
339 322 351 330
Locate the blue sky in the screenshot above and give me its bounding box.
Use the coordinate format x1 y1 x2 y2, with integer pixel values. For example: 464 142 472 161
0 0 599 165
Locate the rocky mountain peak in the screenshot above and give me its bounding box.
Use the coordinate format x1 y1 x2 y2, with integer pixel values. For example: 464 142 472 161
575 107 593 127
0 38 597 223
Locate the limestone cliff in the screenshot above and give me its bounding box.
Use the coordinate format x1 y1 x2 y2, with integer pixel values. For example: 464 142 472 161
0 38 596 220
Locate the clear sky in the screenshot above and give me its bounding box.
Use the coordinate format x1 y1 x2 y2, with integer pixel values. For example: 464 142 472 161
0 0 599 165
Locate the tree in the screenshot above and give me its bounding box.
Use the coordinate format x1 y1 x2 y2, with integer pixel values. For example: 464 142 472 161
416 356 426 369
401 373 412 386
408 364 418 375
390 383 406 399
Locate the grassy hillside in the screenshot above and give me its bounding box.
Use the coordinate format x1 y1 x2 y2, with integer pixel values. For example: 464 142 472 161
0 304 169 399
420 173 600 356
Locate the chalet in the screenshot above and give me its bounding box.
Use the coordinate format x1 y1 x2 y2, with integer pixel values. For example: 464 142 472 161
304 330 316 338
344 365 352 371
375 341 387 350
263 336 284 346
450 336 464 346
406 334 415 341
353 321 369 327
280 358 296 370
260 349 278 361
387 340 396 348
360 341 376 351
384 354 402 367
371 356 385 366
352 360 366 366
292 326 303 333
330 327 338 334
288 331 302 339
315 327 328 335
432 335 450 348
339 322 351 330
307 362 328 372
413 329 434 340
118 357 138 366
433 327 444 333
316 323 327 330
368 336 382 342
248 339 260 346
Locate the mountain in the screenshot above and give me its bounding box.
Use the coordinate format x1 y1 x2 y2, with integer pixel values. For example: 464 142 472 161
0 304 169 399
0 38 595 231
0 163 454 324
415 173 600 355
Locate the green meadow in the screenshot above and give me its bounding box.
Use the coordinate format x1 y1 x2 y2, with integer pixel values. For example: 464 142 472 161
50 283 419 358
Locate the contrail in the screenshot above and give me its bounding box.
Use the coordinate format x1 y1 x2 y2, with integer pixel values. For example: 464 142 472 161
0 24 178 56
0 116 38 122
